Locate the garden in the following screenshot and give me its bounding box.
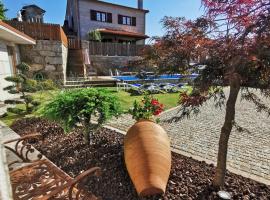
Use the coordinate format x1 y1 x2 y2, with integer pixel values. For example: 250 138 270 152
1 64 270 199
1 0 270 199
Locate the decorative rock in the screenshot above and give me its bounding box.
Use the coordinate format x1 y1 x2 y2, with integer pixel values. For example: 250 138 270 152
217 191 232 200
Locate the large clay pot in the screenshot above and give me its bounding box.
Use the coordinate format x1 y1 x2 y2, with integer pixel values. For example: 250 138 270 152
124 120 171 197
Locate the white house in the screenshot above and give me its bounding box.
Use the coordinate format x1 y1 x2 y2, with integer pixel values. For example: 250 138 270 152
0 20 35 102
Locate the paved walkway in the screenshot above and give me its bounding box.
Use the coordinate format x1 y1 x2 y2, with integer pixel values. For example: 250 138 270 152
0 104 7 116
105 89 270 184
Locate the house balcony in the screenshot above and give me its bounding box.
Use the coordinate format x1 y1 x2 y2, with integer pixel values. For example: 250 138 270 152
88 41 146 57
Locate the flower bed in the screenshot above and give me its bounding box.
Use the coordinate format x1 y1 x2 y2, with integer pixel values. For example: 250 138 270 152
11 118 270 200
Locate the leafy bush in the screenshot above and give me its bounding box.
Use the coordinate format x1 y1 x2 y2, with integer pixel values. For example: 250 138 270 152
88 30 102 41
37 79 57 90
25 79 39 92
129 94 164 121
41 88 122 143
3 63 40 115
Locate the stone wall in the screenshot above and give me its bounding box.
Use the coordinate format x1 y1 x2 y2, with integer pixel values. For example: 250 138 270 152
90 55 142 76
19 40 68 82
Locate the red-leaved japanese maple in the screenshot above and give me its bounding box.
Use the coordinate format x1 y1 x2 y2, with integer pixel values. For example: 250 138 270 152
141 0 270 188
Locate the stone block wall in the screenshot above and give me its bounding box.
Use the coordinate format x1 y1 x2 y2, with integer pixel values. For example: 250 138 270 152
90 55 142 76
20 40 68 82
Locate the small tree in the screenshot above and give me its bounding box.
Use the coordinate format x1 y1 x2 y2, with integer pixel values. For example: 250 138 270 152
4 63 40 115
0 0 7 20
41 88 122 144
88 30 102 42
141 0 270 188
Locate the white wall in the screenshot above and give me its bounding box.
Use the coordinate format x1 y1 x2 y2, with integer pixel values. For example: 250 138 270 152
78 0 146 40
0 41 14 102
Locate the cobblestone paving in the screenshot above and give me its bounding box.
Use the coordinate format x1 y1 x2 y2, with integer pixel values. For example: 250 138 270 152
106 89 270 183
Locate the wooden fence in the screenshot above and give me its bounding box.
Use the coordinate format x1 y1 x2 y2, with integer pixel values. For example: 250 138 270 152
4 21 68 47
89 41 145 56
67 36 81 49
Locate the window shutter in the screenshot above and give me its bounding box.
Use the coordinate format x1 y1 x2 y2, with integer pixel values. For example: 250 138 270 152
107 13 112 23
132 17 136 26
118 15 123 24
91 10 97 20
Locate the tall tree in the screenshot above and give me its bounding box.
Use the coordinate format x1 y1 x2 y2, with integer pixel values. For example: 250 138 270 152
141 0 270 188
0 0 8 20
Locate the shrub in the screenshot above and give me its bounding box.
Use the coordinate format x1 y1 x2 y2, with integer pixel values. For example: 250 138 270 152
41 88 122 143
88 30 102 41
37 79 57 90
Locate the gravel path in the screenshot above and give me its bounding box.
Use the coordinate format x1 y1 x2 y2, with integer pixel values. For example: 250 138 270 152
105 88 270 184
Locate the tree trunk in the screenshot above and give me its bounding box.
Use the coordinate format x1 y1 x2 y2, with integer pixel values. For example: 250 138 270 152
213 73 240 188
83 116 91 144
84 125 90 144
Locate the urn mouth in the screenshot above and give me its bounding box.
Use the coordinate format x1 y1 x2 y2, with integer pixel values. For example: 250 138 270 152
136 119 155 123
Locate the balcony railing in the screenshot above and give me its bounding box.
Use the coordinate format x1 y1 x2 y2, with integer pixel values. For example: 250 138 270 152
89 41 145 56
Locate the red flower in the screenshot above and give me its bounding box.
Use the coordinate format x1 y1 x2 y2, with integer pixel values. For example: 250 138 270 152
154 107 163 116
151 99 159 106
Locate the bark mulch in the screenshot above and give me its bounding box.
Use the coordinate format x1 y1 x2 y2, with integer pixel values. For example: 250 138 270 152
11 117 270 200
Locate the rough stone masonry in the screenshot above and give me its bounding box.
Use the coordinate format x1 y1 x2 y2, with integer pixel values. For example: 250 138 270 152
20 40 68 82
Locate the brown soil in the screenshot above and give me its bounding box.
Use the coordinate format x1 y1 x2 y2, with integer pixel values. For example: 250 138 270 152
11 117 270 200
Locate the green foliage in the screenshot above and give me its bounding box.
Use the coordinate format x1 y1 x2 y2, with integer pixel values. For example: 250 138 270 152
24 79 57 92
88 30 102 41
0 0 7 20
25 79 39 92
129 94 164 121
7 107 24 115
4 62 40 115
41 88 122 143
4 76 23 83
37 79 57 90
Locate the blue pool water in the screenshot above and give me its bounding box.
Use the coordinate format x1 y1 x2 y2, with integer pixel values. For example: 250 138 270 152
114 74 198 81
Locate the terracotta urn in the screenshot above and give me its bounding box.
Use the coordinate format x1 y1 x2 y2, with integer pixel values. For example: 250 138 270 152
124 120 171 197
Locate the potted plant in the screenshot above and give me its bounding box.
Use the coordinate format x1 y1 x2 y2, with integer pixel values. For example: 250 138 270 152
124 94 171 197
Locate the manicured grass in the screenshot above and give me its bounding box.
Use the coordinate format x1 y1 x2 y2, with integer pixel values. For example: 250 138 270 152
105 88 180 112
1 87 188 126
1 90 58 126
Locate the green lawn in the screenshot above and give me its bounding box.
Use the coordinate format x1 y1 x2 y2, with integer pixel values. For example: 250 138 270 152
103 87 180 112
1 87 187 126
1 90 58 126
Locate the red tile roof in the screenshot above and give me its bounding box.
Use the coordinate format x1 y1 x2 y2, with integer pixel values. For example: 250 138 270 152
98 28 149 39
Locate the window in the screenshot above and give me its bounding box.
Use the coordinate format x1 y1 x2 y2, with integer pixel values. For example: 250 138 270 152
118 15 136 26
91 10 112 23
123 16 131 25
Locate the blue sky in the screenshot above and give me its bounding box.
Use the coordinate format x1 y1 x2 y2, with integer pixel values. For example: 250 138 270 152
3 0 203 38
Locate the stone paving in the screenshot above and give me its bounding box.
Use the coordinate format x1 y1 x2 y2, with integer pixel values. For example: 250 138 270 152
105 89 270 184
0 104 7 116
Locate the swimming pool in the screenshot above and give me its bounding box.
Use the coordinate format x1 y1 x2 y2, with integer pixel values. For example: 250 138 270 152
114 74 198 82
